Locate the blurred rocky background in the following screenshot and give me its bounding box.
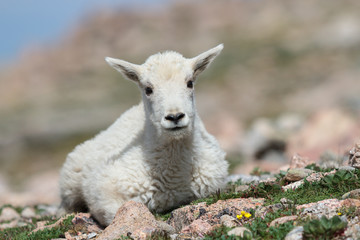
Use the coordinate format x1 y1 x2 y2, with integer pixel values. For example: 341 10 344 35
1 0 360 205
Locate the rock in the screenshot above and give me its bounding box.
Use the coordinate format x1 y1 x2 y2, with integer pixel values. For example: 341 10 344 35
0 207 20 222
349 143 360 169
220 214 237 228
180 219 213 237
227 227 252 238
285 168 314 182
0 220 18 230
297 199 341 219
97 201 174 240
340 198 360 208
269 215 298 227
37 204 58 216
226 174 261 184
71 212 102 234
282 170 337 191
167 198 264 232
234 185 249 192
285 226 304 240
338 166 356 171
345 216 360 239
289 153 311 169
342 189 360 200
21 207 37 218
318 151 345 169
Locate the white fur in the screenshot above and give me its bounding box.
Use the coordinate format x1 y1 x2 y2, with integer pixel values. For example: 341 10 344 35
59 44 228 226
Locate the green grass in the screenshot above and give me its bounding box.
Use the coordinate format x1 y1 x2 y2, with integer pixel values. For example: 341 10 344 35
200 168 360 239
0 215 74 240
192 169 360 208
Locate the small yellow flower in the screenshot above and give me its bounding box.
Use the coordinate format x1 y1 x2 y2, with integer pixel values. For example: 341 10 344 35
241 210 246 215
338 212 342 216
237 214 243 220
244 213 252 218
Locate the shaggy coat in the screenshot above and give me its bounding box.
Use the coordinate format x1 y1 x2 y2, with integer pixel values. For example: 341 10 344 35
59 44 228 226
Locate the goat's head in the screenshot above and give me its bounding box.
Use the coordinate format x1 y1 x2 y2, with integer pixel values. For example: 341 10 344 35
106 44 223 139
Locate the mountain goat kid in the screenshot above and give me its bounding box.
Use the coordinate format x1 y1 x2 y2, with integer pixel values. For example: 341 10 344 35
59 44 229 226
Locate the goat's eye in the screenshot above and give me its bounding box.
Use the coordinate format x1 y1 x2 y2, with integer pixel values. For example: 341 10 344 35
187 80 193 89
145 87 153 96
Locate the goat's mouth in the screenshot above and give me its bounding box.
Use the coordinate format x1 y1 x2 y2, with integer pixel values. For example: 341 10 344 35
167 126 187 131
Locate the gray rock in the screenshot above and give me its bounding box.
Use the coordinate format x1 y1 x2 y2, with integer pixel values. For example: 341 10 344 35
87 232 97 239
342 189 360 200
234 185 249 192
226 174 260 184
338 166 356 171
227 227 252 238
345 216 360 239
37 205 58 216
285 168 314 182
285 226 303 240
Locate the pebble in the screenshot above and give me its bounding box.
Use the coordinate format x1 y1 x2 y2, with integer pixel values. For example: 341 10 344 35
21 207 37 218
227 226 252 238
284 226 303 240
220 214 237 228
338 166 356 171
269 215 298 227
342 189 360 200
0 207 20 222
285 168 314 182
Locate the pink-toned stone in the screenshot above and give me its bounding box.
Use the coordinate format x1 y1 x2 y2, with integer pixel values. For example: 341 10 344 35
220 214 237 228
21 207 37 218
181 219 213 237
289 154 311 169
97 201 174 240
269 215 297 227
167 198 264 232
227 227 252 237
297 199 344 219
282 170 337 191
340 198 360 208
349 143 360 169
0 207 20 222
0 220 18 230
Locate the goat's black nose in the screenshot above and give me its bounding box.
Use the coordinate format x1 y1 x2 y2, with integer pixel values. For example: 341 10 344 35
165 112 185 124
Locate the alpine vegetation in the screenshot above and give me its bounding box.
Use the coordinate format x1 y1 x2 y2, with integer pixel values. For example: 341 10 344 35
59 44 229 226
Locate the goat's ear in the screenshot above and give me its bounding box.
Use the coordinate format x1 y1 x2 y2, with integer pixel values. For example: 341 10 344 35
191 44 224 79
105 57 141 83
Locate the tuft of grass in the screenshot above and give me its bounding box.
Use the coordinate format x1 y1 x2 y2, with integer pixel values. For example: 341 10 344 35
303 215 347 240
154 212 172 221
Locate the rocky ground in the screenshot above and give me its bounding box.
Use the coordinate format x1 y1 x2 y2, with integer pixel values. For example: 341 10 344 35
1 143 360 239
